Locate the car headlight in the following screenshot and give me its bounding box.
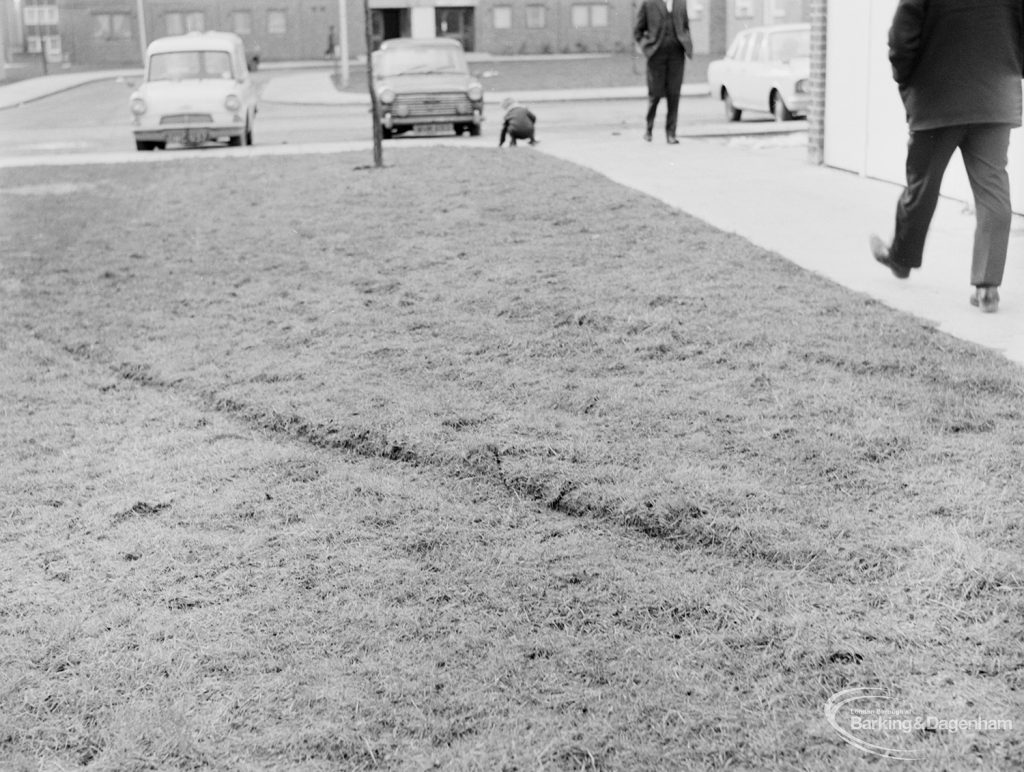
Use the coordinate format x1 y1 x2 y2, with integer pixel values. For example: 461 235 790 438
130 97 147 116
795 79 809 94
467 83 483 102
225 94 242 112
378 87 396 105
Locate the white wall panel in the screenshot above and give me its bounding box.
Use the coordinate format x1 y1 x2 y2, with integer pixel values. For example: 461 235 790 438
824 0 1023 215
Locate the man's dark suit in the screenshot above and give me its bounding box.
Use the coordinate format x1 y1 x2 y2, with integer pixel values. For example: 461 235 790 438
633 0 693 141
885 0 1023 288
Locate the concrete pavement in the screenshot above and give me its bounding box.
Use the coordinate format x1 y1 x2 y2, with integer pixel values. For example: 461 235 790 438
2 66 1021 365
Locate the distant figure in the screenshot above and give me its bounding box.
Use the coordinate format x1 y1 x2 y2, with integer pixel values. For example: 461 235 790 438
870 0 1024 313
325 26 337 59
633 0 693 144
498 98 538 147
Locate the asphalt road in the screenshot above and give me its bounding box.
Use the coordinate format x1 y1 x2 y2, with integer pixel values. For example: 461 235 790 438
0 69 791 159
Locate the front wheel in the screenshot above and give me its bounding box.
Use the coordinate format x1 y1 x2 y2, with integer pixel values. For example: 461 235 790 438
723 91 741 122
468 123 481 137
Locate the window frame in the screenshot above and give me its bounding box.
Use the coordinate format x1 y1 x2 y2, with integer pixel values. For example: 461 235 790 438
492 5 512 30
571 3 609 29
231 10 253 36
525 4 546 29
267 9 288 35
93 11 133 40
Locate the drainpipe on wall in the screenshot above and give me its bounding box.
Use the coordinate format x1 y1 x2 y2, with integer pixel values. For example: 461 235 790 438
338 0 349 86
0 0 7 81
135 0 147 65
807 0 827 165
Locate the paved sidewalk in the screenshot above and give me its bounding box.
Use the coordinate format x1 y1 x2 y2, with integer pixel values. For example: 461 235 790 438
2 67 1021 366
538 132 1024 365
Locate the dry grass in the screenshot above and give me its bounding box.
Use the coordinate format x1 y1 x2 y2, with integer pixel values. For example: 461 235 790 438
1 148 1022 770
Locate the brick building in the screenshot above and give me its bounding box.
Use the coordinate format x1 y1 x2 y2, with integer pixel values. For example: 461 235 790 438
3 0 809 67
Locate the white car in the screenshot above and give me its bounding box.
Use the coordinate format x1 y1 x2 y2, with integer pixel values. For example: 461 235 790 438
707 24 810 122
129 31 258 151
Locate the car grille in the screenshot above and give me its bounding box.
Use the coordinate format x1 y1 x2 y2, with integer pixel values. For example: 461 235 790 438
394 92 470 117
160 113 214 125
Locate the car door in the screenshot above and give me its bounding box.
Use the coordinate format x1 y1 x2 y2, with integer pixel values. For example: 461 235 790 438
717 31 748 101
733 31 764 110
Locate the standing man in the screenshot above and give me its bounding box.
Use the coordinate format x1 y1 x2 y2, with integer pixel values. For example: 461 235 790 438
325 25 337 59
634 0 693 144
870 0 1024 313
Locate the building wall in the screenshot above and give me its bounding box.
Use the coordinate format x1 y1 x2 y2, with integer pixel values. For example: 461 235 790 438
824 0 1023 214
3 0 807 65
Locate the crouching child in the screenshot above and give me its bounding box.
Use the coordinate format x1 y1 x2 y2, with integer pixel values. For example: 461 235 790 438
499 98 538 147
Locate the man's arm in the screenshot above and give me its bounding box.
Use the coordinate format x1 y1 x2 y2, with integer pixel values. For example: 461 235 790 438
680 2 693 58
888 0 927 86
633 1 649 46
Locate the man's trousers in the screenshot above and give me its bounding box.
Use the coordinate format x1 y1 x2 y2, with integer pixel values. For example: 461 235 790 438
889 123 1013 287
645 44 685 137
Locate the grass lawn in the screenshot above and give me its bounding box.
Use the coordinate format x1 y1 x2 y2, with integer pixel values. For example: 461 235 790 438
1 147 1022 770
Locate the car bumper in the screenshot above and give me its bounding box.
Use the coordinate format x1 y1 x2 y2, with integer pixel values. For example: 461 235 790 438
133 124 244 141
381 108 483 130
782 92 810 114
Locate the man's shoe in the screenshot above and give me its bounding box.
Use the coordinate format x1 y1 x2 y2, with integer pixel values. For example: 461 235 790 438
667 135 679 144
970 286 1000 313
869 234 911 279
643 130 652 142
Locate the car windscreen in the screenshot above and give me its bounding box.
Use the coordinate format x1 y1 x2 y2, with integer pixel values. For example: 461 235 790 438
376 47 467 77
148 50 235 82
768 30 810 61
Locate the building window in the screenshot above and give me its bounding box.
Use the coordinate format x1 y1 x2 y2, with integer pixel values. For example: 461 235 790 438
26 34 61 53
493 5 511 30
525 5 546 28
93 12 133 39
232 11 252 35
571 4 608 28
267 10 287 34
23 3 59 25
165 11 204 34
165 12 184 35
735 0 754 19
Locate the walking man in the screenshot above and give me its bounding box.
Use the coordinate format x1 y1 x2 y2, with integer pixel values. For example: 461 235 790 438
633 0 693 144
871 0 1024 313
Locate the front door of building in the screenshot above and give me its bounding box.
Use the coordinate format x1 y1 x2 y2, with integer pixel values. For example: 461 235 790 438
435 7 474 52
371 9 410 50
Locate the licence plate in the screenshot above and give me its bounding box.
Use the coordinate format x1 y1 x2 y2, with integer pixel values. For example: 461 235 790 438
167 129 210 145
414 123 452 136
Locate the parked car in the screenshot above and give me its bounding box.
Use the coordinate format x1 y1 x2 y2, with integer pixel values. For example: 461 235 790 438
707 23 810 122
129 31 258 151
372 38 484 139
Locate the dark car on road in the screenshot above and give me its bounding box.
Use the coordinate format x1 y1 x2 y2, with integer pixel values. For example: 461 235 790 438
372 38 485 139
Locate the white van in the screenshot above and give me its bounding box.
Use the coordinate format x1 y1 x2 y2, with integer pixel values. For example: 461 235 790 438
129 31 258 151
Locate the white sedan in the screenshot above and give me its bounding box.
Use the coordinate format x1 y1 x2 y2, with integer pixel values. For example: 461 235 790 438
707 24 810 122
